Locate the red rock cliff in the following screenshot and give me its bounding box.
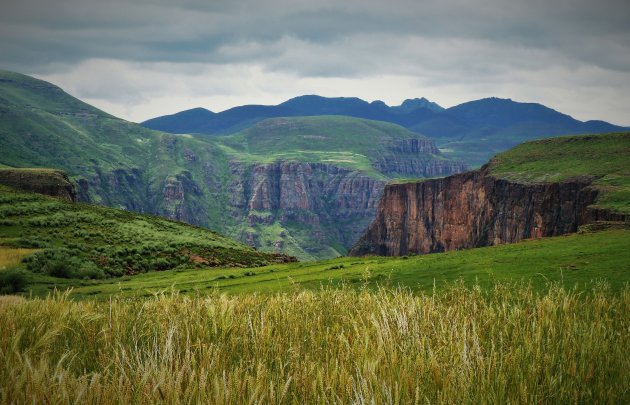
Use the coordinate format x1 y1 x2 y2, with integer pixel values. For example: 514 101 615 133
349 166 627 256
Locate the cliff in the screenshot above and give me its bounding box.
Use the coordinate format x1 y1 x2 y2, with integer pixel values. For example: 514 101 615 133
228 161 386 259
0 168 76 202
350 166 627 256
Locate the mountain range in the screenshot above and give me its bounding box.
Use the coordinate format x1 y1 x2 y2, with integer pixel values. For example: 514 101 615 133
143 96 626 166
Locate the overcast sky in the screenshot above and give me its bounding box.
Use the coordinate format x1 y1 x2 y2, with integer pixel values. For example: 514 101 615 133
1 0 629 125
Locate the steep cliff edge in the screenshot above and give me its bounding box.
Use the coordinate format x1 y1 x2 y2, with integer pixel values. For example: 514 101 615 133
0 168 76 202
350 133 630 256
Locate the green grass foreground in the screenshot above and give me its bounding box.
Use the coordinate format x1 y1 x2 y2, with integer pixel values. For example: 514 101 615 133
1 284 628 403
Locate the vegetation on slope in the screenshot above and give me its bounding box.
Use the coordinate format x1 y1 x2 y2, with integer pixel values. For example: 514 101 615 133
216 115 449 177
1 284 627 403
489 132 630 214
18 228 630 298
0 71 464 261
0 69 236 231
0 185 288 282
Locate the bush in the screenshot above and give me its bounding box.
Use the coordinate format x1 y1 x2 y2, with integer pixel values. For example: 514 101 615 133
25 248 104 279
0 270 28 294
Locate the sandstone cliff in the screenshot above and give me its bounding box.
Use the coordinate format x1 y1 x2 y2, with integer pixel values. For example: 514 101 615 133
69 132 467 260
350 166 627 256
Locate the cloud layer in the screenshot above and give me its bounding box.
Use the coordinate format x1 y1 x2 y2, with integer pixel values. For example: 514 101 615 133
1 0 629 124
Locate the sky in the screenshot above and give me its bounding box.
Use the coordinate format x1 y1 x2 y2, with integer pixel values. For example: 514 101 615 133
1 0 629 125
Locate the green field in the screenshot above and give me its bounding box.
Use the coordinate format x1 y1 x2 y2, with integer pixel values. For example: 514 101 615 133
13 229 628 299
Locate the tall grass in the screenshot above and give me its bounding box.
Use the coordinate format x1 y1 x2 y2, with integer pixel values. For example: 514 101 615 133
0 247 36 269
1 283 628 403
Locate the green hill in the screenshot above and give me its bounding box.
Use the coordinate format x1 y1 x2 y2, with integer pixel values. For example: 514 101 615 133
489 132 630 214
216 116 450 177
0 181 289 288
0 70 235 231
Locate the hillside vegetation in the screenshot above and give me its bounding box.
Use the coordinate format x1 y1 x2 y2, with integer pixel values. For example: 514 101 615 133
16 228 629 298
490 132 630 214
1 284 627 403
217 115 449 177
0 184 288 284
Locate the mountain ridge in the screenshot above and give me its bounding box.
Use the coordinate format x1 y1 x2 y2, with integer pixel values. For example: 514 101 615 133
142 95 626 167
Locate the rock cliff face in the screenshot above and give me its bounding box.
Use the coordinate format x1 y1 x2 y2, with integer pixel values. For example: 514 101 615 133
0 169 76 202
228 161 386 258
372 138 468 177
68 134 467 260
350 166 627 256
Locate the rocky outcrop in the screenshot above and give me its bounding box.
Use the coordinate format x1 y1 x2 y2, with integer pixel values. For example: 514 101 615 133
350 166 627 256
0 168 76 202
372 138 468 177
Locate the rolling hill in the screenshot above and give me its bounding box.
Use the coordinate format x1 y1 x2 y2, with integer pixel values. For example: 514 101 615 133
0 170 290 289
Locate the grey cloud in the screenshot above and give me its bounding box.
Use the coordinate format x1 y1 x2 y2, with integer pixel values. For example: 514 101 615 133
1 0 629 71
0 0 629 124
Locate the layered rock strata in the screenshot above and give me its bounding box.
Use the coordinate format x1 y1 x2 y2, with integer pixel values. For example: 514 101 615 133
350 166 627 256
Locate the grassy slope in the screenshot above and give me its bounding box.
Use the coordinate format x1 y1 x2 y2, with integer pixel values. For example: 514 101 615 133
20 229 630 298
489 132 630 214
0 185 285 279
0 70 235 231
216 115 447 178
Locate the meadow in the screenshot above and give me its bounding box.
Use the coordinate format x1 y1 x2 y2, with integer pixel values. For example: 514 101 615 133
23 228 630 299
1 283 627 403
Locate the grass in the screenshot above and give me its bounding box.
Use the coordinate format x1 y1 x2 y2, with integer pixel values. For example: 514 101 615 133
1 283 628 403
0 247 37 270
21 229 630 299
0 184 289 280
216 115 447 178
489 132 630 213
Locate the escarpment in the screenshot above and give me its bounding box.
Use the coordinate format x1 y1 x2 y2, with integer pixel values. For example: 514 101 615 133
349 166 627 256
372 138 468 177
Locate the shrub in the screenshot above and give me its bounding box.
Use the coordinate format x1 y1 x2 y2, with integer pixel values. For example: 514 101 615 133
0 270 28 294
25 248 104 279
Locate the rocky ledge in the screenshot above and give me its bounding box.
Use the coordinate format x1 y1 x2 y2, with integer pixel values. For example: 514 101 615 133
0 168 76 202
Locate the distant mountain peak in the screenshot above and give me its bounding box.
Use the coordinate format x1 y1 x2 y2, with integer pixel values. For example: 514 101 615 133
397 97 444 113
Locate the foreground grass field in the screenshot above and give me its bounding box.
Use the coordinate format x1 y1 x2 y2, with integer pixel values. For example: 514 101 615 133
23 228 630 299
1 284 627 403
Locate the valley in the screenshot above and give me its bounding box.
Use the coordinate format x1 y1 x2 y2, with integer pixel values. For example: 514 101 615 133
0 71 467 260
1 71 629 404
